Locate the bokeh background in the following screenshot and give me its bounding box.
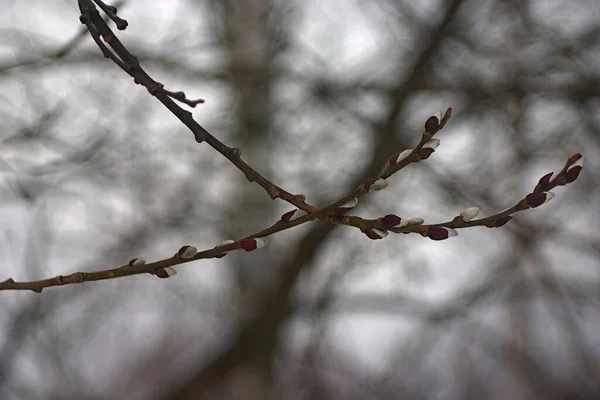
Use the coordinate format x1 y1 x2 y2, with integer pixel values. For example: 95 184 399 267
1 0 599 399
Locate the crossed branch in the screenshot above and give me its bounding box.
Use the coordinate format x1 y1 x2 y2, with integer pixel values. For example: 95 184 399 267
0 0 584 293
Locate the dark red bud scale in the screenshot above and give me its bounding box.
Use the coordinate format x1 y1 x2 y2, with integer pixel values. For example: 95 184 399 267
155 269 169 278
364 228 388 240
566 166 582 183
538 172 553 186
240 239 257 251
280 210 297 222
525 192 547 208
419 148 435 160
154 267 177 278
494 216 512 227
424 116 439 133
381 214 402 227
427 227 449 241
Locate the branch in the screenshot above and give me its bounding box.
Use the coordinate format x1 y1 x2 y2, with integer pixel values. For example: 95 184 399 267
0 1 584 293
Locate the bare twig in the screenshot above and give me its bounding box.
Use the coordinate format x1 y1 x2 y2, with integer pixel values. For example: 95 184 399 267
0 1 583 293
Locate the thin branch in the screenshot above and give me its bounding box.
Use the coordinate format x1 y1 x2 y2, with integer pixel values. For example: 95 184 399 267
0 1 584 293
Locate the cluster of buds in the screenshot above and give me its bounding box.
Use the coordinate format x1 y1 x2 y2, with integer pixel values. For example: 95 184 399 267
130 112 583 284
535 153 584 191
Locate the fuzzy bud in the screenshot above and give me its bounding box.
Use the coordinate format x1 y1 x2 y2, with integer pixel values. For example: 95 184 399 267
215 239 235 258
334 198 359 214
459 207 479 222
240 238 268 252
525 192 554 208
280 209 308 222
128 257 146 266
364 178 388 192
402 217 425 227
364 228 388 240
427 227 458 241
178 245 198 259
155 267 177 279
389 149 413 166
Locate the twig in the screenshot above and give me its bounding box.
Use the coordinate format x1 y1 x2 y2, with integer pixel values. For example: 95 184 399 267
0 1 583 293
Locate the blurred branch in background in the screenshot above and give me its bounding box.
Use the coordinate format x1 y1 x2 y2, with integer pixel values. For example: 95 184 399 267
0 0 598 399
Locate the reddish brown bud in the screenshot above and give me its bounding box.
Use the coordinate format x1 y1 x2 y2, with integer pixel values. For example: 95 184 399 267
427 227 457 241
424 116 439 133
128 257 146 266
419 148 435 159
178 245 198 259
381 214 402 227
240 239 257 251
538 172 553 187
240 238 268 252
493 216 512 227
566 166 582 183
280 210 297 222
525 192 547 208
364 228 388 240
155 267 177 278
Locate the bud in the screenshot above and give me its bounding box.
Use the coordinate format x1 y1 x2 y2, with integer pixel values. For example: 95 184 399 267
240 237 268 252
401 217 424 227
459 207 479 222
381 214 402 227
215 239 235 258
493 216 512 227
128 257 146 266
566 156 584 183
155 267 177 278
280 209 308 222
364 178 388 192
424 113 440 133
178 245 198 259
427 227 458 241
364 228 388 240
389 149 413 166
334 198 359 214
525 192 554 208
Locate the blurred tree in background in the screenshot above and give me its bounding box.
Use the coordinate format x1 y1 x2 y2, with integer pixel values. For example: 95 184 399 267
0 0 598 399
